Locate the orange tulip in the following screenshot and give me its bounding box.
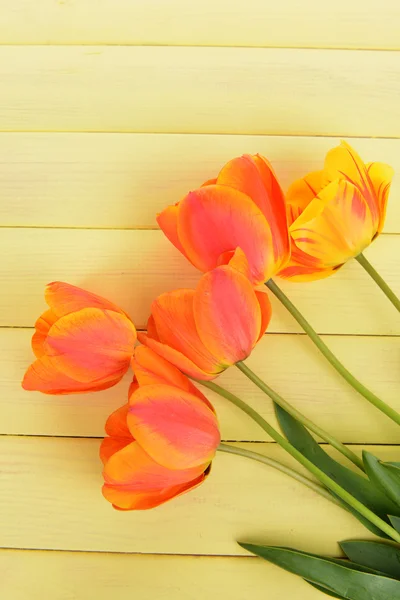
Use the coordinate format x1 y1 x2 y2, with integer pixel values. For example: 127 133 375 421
158 154 290 285
278 141 394 281
138 265 272 380
101 347 220 510
22 282 136 394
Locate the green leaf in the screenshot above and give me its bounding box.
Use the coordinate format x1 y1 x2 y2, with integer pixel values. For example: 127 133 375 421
385 462 400 472
274 405 399 537
363 451 400 508
341 540 400 579
239 543 400 600
384 463 400 479
389 515 400 533
307 581 346 598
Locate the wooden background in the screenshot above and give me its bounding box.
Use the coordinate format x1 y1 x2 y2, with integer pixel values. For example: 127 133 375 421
1 2 400 598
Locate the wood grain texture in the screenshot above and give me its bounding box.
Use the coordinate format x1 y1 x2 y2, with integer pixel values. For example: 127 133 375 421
1 133 399 231
4 329 399 443
1 228 399 334
1 0 399 50
1 436 398 556
0 549 324 600
1 47 399 136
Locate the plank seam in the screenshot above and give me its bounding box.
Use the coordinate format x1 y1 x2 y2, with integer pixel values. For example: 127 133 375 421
2 130 400 139
0 43 399 53
0 433 397 446
1 326 398 338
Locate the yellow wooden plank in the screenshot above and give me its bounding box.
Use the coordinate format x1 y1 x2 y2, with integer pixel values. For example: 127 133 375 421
1 436 398 555
1 228 399 334
1 133 400 232
3 329 399 443
1 0 399 50
0 549 324 600
0 47 399 136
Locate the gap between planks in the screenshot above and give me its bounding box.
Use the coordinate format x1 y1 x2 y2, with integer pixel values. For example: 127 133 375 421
1 433 398 448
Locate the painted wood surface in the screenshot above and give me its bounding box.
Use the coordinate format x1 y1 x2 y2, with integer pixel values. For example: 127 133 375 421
1 2 399 598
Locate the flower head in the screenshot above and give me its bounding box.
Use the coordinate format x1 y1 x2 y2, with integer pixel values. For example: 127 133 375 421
101 347 220 510
158 154 290 285
138 265 272 380
279 141 394 281
22 282 136 394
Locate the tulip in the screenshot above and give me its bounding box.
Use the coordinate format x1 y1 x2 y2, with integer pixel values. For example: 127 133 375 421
101 347 220 510
22 282 136 394
138 265 272 380
158 154 290 285
278 141 394 281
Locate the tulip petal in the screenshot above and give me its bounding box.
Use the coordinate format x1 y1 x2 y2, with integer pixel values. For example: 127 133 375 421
255 290 272 341
103 471 207 510
127 384 220 470
44 308 136 383
217 247 253 281
157 204 190 260
201 178 217 187
324 141 379 229
250 154 290 267
148 290 221 375
278 258 338 282
290 180 375 267
177 184 274 284
194 266 262 365
45 281 126 318
217 155 273 218
131 346 214 409
286 170 323 225
366 162 394 233
103 441 207 491
22 356 117 394
105 403 131 438
137 333 217 381
100 437 132 465
146 315 160 341
32 309 58 358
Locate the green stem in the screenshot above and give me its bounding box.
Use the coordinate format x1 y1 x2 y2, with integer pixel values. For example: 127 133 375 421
355 252 400 312
218 443 341 507
235 361 365 472
266 279 400 427
200 379 400 543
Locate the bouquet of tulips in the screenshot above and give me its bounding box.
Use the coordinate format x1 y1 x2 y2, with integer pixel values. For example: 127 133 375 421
22 142 400 599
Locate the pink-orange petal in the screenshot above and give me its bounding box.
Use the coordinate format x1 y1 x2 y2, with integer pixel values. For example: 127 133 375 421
217 247 253 282
366 161 394 234
100 436 132 465
250 154 290 269
146 315 160 341
22 356 117 395
149 290 221 374
44 308 136 383
156 204 190 260
127 384 220 470
255 289 272 341
45 281 127 318
194 266 261 365
104 403 131 438
137 333 217 380
177 184 274 285
32 309 58 358
103 441 207 491
103 470 207 510
131 346 214 409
